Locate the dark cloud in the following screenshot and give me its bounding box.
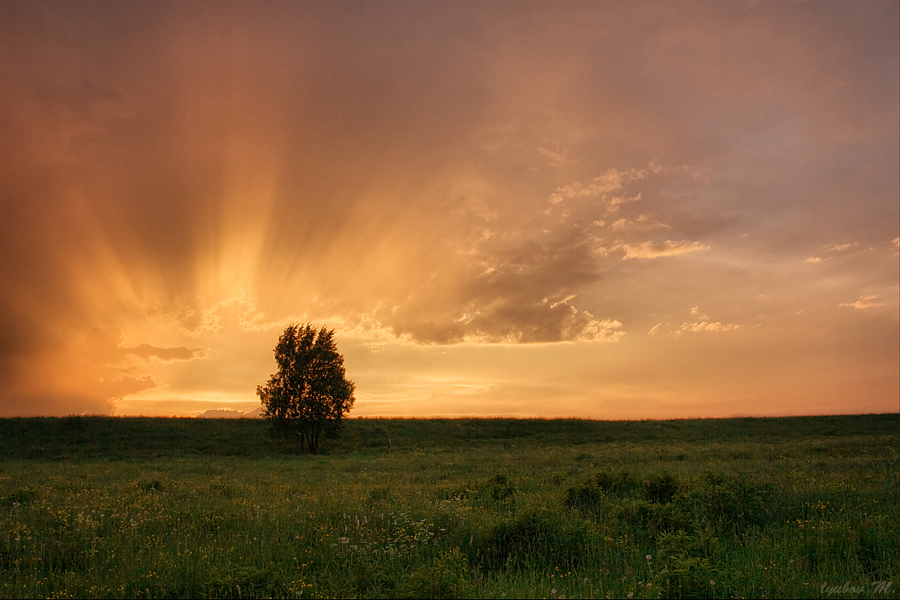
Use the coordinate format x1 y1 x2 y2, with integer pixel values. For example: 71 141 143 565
98 375 158 400
380 222 623 344
126 344 203 362
81 328 204 364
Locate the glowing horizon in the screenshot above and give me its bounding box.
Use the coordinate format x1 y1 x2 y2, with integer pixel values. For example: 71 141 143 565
1 1 897 419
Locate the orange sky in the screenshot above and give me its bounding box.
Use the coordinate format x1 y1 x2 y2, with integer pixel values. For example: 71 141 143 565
1 1 897 419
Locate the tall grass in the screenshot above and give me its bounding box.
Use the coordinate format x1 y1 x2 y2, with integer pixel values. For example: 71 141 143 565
0 414 897 598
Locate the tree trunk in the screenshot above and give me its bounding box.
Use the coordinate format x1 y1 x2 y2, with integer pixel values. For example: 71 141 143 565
310 426 320 454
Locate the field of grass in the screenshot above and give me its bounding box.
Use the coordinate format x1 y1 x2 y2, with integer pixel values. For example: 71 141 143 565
1 414 897 599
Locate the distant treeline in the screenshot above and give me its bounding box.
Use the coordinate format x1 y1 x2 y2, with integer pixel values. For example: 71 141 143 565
0 413 897 460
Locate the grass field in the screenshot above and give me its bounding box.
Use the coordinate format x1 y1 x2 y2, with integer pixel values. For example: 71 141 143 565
1 414 897 599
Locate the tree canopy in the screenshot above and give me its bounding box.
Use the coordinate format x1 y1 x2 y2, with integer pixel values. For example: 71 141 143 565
257 324 355 453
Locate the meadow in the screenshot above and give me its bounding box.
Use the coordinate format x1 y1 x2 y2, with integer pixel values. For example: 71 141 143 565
0 414 897 599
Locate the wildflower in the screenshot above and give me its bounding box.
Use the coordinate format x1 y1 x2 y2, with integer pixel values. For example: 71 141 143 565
646 554 652 560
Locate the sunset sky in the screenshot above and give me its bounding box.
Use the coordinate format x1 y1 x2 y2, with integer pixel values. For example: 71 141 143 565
1 1 897 419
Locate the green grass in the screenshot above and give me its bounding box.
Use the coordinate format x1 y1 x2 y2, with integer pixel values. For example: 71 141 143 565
1 414 897 598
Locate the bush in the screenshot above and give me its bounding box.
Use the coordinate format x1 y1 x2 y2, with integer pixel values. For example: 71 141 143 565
564 483 605 513
398 548 469 599
594 469 638 496
698 472 772 532
475 509 595 571
616 499 692 538
488 474 515 502
653 528 723 599
646 473 680 504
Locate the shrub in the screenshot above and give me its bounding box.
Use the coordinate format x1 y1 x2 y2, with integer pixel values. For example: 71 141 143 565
594 469 638 496
645 473 680 504
564 483 605 514
399 548 469 599
653 528 722 599
616 499 692 538
488 474 515 502
698 472 772 532
475 509 594 571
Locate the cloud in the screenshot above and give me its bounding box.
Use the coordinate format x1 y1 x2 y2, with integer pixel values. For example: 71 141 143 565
146 298 223 339
826 242 859 253
610 214 670 232
148 288 271 338
807 241 876 264
839 295 884 310
617 240 710 260
382 226 625 344
125 343 205 362
98 375 158 400
690 306 711 320
344 161 716 345
81 328 205 364
549 168 647 205
677 321 742 334
651 306 740 336
536 146 568 167
607 194 643 214
197 408 260 418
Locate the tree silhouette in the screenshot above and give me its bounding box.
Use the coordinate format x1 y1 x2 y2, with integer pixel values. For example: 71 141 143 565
257 324 355 453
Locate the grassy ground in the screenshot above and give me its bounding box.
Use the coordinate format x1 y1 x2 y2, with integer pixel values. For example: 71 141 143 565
0 414 897 598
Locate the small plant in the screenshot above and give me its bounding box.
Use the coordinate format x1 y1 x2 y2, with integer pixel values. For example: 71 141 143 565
564 483 605 513
698 472 772 531
645 473 680 504
475 508 594 571
488 474 515 502
399 548 469 599
137 480 163 492
594 469 638 496
3 487 37 507
616 499 691 537
653 528 722 599
204 564 274 598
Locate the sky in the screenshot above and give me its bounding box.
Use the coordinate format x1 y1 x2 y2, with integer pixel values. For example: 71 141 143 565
0 1 897 419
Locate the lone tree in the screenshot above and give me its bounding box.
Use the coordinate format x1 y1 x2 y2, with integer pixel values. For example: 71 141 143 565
257 323 355 453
